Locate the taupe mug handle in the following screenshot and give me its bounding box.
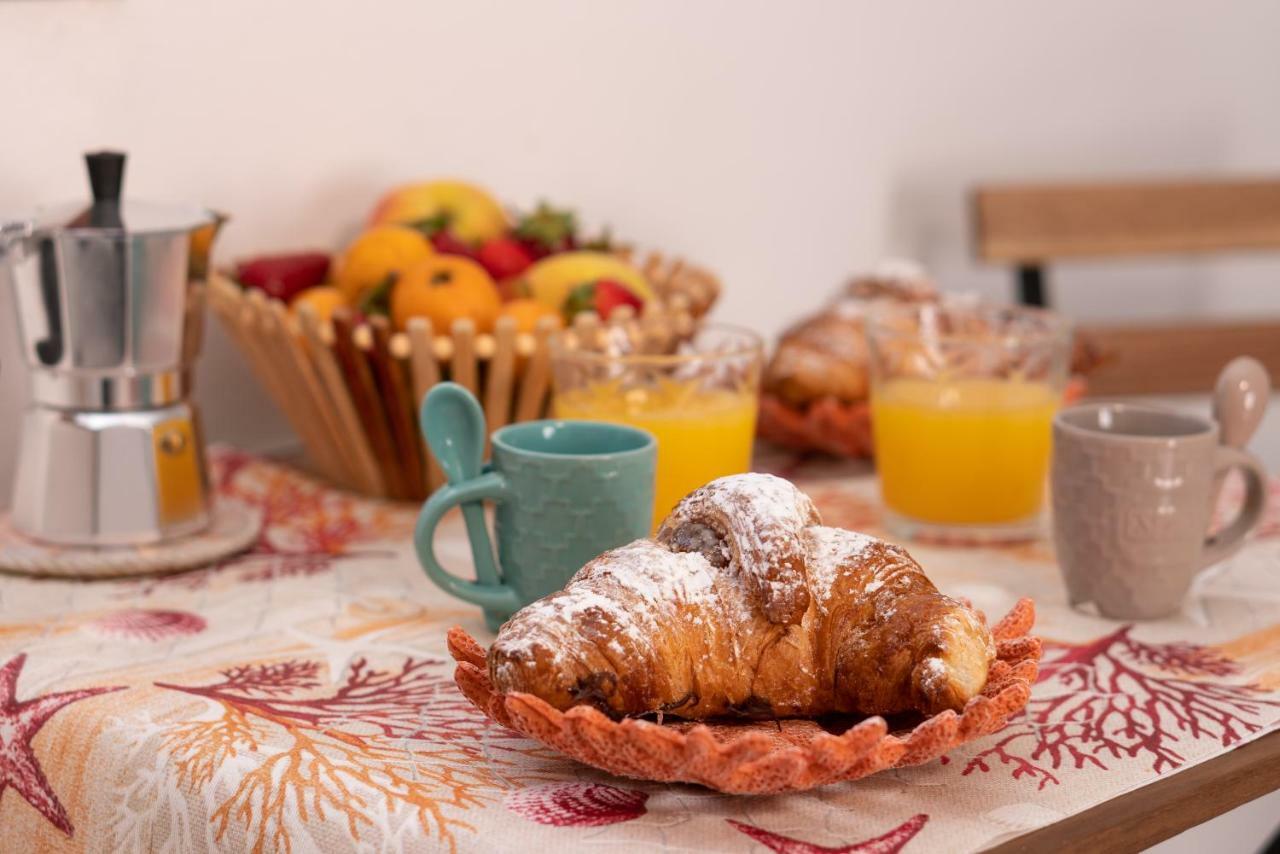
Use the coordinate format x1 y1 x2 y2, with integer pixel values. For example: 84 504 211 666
1201 445 1269 569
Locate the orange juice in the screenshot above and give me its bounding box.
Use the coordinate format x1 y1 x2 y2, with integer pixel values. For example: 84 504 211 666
555 379 757 525
871 378 1057 525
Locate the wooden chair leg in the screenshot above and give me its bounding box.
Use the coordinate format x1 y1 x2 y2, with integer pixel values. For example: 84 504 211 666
1018 264 1047 306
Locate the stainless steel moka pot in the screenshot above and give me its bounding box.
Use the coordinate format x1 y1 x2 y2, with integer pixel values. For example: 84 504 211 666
1 152 218 546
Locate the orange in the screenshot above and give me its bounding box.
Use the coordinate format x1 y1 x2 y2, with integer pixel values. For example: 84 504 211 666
334 226 433 303
500 298 561 334
391 255 502 333
290 285 347 323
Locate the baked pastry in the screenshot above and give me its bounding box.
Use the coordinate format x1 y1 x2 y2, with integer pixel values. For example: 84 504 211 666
757 262 933 456
488 473 995 720
758 262 1102 457
762 261 935 409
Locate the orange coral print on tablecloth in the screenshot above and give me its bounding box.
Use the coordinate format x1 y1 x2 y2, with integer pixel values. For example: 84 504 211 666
152 654 548 853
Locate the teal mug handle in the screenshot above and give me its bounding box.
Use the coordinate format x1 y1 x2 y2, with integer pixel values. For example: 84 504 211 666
415 382 522 621
413 471 521 615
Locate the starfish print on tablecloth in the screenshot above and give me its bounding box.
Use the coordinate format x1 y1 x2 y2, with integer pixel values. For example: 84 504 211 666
726 814 928 854
0 653 125 836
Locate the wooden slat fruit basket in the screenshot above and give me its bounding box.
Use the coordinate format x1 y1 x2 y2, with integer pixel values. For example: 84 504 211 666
208 251 719 501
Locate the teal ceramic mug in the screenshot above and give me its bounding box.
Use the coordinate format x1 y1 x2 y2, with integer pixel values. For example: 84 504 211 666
414 383 656 630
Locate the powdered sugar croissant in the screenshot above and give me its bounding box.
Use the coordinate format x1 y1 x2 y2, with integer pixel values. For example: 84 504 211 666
489 474 995 719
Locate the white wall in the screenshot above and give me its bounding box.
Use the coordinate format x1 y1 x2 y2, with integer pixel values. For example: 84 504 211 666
1 2 1278 844
3 0 1280 490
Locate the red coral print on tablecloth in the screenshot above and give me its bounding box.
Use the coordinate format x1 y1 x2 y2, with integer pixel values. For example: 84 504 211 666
727 814 927 854
963 626 1280 789
155 656 495 742
505 782 648 827
84 609 207 642
217 456 398 584
0 654 125 836
130 449 401 595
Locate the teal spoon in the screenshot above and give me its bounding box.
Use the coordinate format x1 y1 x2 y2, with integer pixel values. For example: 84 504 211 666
420 383 502 589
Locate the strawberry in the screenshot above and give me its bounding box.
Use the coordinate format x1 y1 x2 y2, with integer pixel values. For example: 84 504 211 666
430 230 476 258
594 279 644 320
236 252 330 302
477 236 534 281
513 201 578 258
561 278 645 322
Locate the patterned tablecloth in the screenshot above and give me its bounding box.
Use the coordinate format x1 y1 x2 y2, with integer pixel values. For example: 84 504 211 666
1 446 1278 853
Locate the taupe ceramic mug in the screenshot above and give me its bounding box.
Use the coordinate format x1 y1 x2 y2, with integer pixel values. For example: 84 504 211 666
1052 403 1268 619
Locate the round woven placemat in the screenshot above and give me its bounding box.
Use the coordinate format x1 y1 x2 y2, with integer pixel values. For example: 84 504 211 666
0 499 261 579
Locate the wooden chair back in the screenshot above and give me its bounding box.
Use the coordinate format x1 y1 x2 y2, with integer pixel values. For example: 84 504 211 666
972 178 1280 395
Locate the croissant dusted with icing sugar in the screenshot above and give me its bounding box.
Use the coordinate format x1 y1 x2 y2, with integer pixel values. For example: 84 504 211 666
489 473 994 720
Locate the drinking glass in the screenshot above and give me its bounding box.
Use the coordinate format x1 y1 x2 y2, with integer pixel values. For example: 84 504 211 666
866 298 1071 542
550 324 763 526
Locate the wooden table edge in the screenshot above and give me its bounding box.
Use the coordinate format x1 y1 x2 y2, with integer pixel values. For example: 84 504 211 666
982 728 1280 853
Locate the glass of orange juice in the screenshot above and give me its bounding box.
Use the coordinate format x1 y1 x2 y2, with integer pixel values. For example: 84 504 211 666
551 325 763 527
866 298 1071 542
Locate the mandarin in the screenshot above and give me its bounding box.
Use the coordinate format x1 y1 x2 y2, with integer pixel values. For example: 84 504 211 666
391 255 501 333
334 226 433 303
